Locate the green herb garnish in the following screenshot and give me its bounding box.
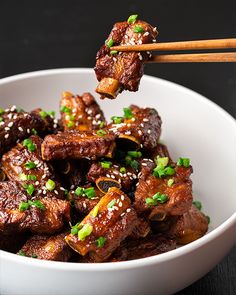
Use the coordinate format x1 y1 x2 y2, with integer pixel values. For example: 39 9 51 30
145 192 168 206
111 116 123 124
24 161 36 169
27 174 37 181
78 224 93 241
47 111 55 117
127 151 142 158
167 178 174 187
84 187 96 199
107 199 116 209
18 250 26 256
23 183 35 196
19 173 28 181
193 200 202 211
133 25 144 33
92 206 99 218
31 254 38 258
45 179 56 191
60 105 71 113
31 128 38 135
123 107 133 119
130 159 139 170
23 138 36 152
99 121 106 128
106 39 114 48
67 121 74 128
110 50 118 55
177 157 190 168
39 110 47 119
100 161 112 169
96 236 106 248
28 200 45 210
75 186 83 196
127 14 138 24
119 167 126 174
19 201 30 212
96 129 107 136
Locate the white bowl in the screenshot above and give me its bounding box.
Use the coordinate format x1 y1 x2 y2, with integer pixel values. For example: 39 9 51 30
0 68 235 295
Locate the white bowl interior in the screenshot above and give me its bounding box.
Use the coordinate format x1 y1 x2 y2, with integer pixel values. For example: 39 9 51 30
1 68 236 232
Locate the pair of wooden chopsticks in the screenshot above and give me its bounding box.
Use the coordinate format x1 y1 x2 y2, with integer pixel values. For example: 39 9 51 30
111 38 236 63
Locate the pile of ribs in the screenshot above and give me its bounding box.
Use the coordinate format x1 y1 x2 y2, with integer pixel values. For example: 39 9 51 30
0 90 209 262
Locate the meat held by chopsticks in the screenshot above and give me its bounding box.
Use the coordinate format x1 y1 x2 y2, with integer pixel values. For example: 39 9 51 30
95 15 158 99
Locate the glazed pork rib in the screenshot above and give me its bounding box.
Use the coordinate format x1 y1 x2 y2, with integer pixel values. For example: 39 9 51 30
60 92 106 131
95 16 158 99
0 181 70 234
42 130 116 161
1 135 65 199
18 231 73 261
134 157 193 220
0 107 49 156
108 105 162 151
65 187 138 262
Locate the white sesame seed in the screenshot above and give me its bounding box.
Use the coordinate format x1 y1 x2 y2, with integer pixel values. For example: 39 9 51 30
60 187 65 191
34 160 39 165
126 208 131 212
113 206 119 211
138 40 142 45
127 172 132 176
72 108 77 113
113 57 117 62
13 114 17 119
125 131 131 135
43 190 46 195
53 124 57 128
87 116 92 120
143 32 150 36
113 170 119 175
5 127 10 131
54 190 58 195
138 130 142 136
0 122 4 126
120 212 125 217
106 174 111 178
92 119 97 125
87 109 93 115
70 185 75 189
5 108 9 112
108 207 113 212
148 129 151 134
152 39 157 43
127 123 131 127
27 128 30 133
4 134 9 139
8 122 13 127
83 203 87 209
42 174 47 179
118 178 121 183
38 189 42 194
95 114 101 119
35 181 39 185
132 174 137 179
153 27 157 32
131 117 136 122
118 201 122 207
121 195 125 201
11 105 16 112
142 162 147 166
143 118 149 122
18 127 23 132
111 175 115 179
24 113 28 117
65 115 70 120
53 119 58 124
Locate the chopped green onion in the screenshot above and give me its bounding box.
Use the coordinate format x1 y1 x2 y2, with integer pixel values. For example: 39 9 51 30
23 184 34 195
107 199 116 209
78 224 93 241
75 187 83 196
167 178 174 187
152 192 168 204
67 121 74 128
27 174 37 181
106 39 114 48
24 161 36 169
92 206 99 218
156 156 169 167
206 216 211 224
31 128 38 135
110 50 118 55
0 117 3 122
193 200 202 211
19 173 28 181
99 121 106 128
45 179 56 191
70 115 75 121
153 166 165 178
119 167 126 174
60 105 71 113
177 157 190 168
96 236 106 248
100 161 112 169
111 116 123 124
133 25 144 33
130 159 139 170
84 187 96 199
164 166 175 176
145 198 156 206
28 200 45 210
39 111 47 119
96 129 107 136
23 138 36 152
0 107 5 115
127 14 138 24
125 155 132 165
127 151 142 158
71 223 80 235
18 250 26 256
47 111 55 117
123 107 133 119
19 201 30 212
31 254 38 258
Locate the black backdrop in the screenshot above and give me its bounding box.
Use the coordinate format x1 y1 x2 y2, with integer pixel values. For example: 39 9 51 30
0 0 235 293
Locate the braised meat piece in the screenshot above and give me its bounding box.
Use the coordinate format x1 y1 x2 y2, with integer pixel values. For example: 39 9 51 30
0 232 29 252
0 106 48 156
42 130 116 161
68 185 104 215
110 234 176 262
60 91 106 131
1 135 65 199
87 161 137 192
150 143 173 162
18 231 73 261
168 205 208 245
65 187 138 262
134 157 193 220
130 217 151 239
95 16 158 99
0 181 70 234
108 105 162 151
31 108 59 134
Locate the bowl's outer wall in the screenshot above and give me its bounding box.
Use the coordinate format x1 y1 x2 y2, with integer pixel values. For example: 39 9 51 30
0 69 236 295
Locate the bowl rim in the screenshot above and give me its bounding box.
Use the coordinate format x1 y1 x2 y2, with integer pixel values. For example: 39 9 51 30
0 68 236 271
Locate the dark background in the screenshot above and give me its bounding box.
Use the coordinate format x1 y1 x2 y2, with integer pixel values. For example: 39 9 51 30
0 0 235 293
